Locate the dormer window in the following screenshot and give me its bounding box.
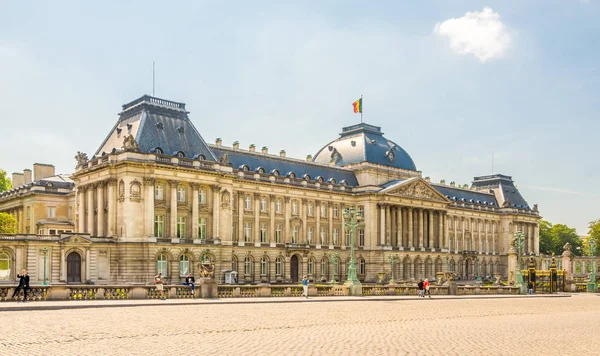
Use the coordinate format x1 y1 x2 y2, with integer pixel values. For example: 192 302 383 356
239 165 249 172
303 174 311 180
316 176 324 183
177 126 184 133
116 128 122 137
176 151 185 158
154 147 163 154
156 122 163 129
127 123 132 133
329 178 336 184
271 169 280 176
340 180 348 187
287 172 296 179
256 167 265 174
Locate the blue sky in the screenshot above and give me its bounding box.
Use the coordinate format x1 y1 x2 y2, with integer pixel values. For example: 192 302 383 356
1 1 598 235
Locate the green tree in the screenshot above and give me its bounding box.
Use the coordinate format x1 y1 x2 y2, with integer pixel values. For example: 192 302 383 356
0 212 17 234
538 219 583 256
0 170 11 193
588 219 600 256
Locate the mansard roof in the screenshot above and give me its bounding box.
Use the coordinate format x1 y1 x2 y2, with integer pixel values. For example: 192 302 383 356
471 174 531 209
210 146 359 186
432 184 498 207
94 95 216 161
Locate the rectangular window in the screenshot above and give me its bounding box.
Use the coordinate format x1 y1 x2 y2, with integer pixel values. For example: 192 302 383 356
276 258 282 275
260 199 267 212
307 204 313 216
155 184 164 200
345 230 351 246
333 228 339 245
177 217 186 238
177 187 186 202
260 259 267 275
359 229 365 247
292 226 299 243
260 223 267 243
307 227 313 244
154 215 164 238
275 224 282 243
244 222 252 242
321 259 328 278
275 199 281 213
320 228 327 245
198 218 207 240
333 206 339 218
320 204 326 217
49 229 57 235
47 207 56 219
244 196 252 210
244 258 252 275
38 228 45 235
199 189 206 204
308 259 314 275
358 206 365 218
292 201 298 215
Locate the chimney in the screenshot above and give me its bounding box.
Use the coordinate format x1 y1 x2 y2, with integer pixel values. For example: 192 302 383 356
440 179 446 185
450 181 455 187
11 173 24 188
280 150 286 158
24 169 32 184
261 146 268 154
33 163 55 181
249 144 255 152
306 154 312 162
233 141 239 150
215 138 222 147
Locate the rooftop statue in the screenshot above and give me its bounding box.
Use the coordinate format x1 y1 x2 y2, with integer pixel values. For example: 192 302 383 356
75 151 89 168
563 242 572 252
122 134 140 152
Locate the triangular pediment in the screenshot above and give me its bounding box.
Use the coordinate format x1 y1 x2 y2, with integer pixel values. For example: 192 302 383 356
380 178 449 203
59 234 94 244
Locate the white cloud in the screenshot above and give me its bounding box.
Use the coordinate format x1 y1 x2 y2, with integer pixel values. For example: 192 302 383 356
434 7 511 63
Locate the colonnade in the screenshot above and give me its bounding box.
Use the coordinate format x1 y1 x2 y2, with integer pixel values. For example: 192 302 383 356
378 204 447 250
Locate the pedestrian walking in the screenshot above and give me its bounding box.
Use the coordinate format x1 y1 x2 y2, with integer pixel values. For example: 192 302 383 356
301 275 309 299
424 278 431 298
154 272 166 300
417 279 424 297
11 269 30 302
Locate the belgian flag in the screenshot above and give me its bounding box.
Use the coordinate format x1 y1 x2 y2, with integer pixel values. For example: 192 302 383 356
352 98 362 113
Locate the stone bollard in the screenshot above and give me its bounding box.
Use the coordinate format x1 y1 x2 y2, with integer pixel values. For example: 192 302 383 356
199 277 217 298
447 281 457 295
47 286 69 300
258 283 271 297
308 283 317 297
96 288 105 300
130 286 148 299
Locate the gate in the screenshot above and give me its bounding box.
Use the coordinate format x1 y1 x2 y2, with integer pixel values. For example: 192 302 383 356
523 270 565 293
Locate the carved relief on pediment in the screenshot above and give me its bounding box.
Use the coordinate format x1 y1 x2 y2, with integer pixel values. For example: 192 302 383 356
386 181 446 202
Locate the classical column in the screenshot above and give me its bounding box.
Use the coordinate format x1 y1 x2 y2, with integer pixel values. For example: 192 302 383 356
418 209 424 248
328 202 333 246
301 199 308 244
315 200 321 245
86 184 94 235
191 183 199 240
385 205 391 246
428 210 433 249
254 193 261 243
269 195 276 243
379 204 386 246
169 180 178 238
408 208 413 249
142 179 153 238
485 220 489 254
212 185 221 239
492 222 496 254
85 248 90 281
238 193 244 242
284 197 291 243
461 218 465 251
478 220 482 253
443 213 449 250
78 186 86 233
396 207 403 248
97 181 105 237
534 224 540 254
438 211 443 249
107 179 116 236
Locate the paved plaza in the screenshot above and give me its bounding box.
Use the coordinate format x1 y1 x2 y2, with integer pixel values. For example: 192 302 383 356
1 294 599 355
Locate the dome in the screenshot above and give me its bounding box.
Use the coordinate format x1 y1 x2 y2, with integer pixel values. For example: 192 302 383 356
312 123 417 171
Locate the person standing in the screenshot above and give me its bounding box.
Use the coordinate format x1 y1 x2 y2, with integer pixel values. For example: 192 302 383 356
183 273 195 294
154 272 165 300
301 275 309 299
423 278 431 298
417 279 424 297
11 269 30 302
527 280 534 295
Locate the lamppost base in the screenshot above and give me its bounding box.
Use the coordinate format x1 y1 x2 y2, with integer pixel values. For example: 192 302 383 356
514 271 525 294
42 281 48 286
587 281 598 293
343 279 362 296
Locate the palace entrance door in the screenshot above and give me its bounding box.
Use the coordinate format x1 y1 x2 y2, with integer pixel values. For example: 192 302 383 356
67 252 81 283
291 255 299 283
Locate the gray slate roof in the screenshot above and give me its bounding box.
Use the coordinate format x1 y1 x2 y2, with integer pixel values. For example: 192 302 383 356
471 175 531 209
433 184 498 206
313 123 417 171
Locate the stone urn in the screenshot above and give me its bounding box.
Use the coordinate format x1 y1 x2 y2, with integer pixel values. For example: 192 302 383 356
494 273 502 286
377 272 385 284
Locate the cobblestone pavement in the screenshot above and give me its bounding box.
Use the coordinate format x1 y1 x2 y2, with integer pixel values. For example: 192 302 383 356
1 294 599 355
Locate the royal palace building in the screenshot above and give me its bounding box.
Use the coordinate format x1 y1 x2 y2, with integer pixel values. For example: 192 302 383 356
0 95 541 285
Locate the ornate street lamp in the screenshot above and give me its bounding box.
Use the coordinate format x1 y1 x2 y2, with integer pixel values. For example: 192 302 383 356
343 206 362 295
513 231 525 292
388 254 399 284
42 247 48 286
588 238 597 292
328 252 339 284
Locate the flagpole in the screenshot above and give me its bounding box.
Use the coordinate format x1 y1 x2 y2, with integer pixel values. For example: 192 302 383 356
360 95 363 123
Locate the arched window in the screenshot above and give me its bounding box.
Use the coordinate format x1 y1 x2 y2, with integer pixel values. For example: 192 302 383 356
288 172 296 179
176 151 185 158
359 258 366 275
154 147 163 154
275 257 283 275
316 176 324 183
261 257 268 276
157 254 168 276
308 257 315 276
199 189 207 204
303 174 311 180
321 258 328 279
329 178 336 184
450 260 456 272
244 257 253 276
232 256 239 274
179 255 190 276
256 167 265 174
0 252 10 280
271 169 280 176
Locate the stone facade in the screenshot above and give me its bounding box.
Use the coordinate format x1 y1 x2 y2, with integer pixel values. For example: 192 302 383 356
0 95 541 286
